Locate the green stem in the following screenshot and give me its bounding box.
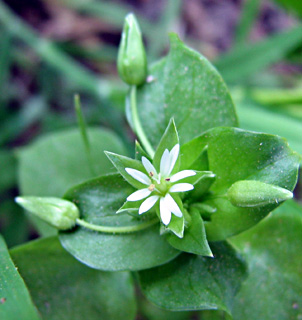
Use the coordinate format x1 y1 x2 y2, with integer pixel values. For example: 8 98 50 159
76 217 158 233
130 85 155 158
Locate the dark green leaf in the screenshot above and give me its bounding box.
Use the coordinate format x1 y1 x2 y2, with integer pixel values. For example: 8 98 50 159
60 174 179 271
0 235 41 320
167 208 212 256
186 127 300 241
137 34 237 148
10 237 136 320
138 242 246 313
17 128 126 236
230 200 302 320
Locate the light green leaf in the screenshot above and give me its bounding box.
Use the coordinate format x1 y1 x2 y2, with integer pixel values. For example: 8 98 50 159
136 34 237 148
230 200 302 320
0 235 41 320
186 127 300 241
138 242 246 313
59 174 179 271
167 208 212 256
10 237 136 320
17 127 127 236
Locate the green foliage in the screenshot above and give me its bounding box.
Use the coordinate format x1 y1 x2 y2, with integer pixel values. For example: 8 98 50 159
10 237 136 320
138 242 246 313
0 235 41 320
230 200 302 320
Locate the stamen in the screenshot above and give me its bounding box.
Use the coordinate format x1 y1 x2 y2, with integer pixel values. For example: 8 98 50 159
149 171 154 177
165 178 170 181
148 184 155 191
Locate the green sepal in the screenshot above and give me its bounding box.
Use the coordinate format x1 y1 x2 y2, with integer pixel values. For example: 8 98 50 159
189 173 216 200
117 200 157 220
163 194 185 238
227 180 293 207
167 207 213 256
135 140 150 160
105 151 148 189
153 119 180 173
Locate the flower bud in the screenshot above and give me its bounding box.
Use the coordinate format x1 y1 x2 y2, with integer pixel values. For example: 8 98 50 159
227 180 293 208
15 196 79 230
117 13 147 85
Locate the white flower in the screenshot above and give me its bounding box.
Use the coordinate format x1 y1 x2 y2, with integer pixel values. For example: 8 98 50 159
125 144 196 225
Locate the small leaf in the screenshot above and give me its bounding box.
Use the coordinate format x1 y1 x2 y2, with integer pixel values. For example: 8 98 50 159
10 237 137 320
138 242 247 313
0 235 41 320
167 208 212 256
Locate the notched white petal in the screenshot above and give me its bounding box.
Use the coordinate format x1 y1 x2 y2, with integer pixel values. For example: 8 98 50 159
160 197 172 225
139 195 159 214
160 149 170 176
170 183 194 193
164 194 183 217
170 170 196 182
127 188 151 201
125 168 151 185
167 144 180 175
142 156 157 177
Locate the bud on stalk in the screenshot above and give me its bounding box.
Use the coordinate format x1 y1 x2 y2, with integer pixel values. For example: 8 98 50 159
227 180 293 208
117 13 147 85
15 196 79 230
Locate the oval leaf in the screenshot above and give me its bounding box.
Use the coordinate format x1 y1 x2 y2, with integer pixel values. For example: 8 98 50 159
59 173 179 271
136 34 237 148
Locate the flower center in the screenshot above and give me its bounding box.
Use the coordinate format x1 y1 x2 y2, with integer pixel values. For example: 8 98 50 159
149 176 171 195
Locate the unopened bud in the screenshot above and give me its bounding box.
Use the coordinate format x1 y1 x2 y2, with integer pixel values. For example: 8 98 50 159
227 180 293 208
15 196 79 230
117 13 147 85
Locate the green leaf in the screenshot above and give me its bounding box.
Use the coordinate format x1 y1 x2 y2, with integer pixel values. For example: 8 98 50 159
167 208 212 256
189 127 300 241
136 34 237 148
0 235 41 320
10 237 136 320
138 242 246 313
59 174 179 271
17 127 127 236
105 151 147 189
230 200 302 320
135 140 150 160
153 118 179 172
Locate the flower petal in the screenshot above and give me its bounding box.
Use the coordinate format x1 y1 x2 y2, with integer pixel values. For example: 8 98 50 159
142 156 157 178
160 149 170 176
160 197 172 225
127 188 151 201
164 194 183 217
170 183 194 193
170 170 196 182
139 195 159 214
125 168 151 185
167 144 180 175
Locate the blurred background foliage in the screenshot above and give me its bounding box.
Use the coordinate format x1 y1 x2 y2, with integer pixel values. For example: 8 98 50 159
0 0 301 249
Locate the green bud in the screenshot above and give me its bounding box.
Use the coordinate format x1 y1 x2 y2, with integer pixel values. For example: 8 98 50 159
227 180 293 208
15 196 79 230
117 13 147 85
